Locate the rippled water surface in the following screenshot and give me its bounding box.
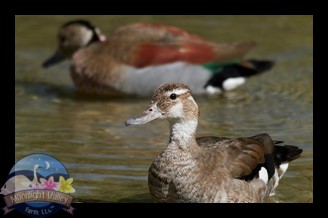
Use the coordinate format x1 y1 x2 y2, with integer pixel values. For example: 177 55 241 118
15 15 313 203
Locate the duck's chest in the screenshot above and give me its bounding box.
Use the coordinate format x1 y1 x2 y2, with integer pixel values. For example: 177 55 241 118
147 151 218 202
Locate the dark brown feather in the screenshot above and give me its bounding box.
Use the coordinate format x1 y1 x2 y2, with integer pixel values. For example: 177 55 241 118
196 133 302 182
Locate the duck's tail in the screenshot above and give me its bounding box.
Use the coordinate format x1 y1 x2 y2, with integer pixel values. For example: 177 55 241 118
237 59 275 76
265 143 303 196
250 134 302 179
274 142 303 165
204 59 275 92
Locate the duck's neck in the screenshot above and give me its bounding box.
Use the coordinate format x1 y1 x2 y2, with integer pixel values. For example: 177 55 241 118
168 118 198 149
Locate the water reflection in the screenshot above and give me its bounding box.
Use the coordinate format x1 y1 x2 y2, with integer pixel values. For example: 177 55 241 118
15 15 312 203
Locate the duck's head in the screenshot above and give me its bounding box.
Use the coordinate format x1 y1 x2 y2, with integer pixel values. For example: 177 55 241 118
42 19 106 68
126 83 199 126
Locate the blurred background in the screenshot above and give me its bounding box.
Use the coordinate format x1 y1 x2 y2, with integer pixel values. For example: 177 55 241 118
15 15 313 203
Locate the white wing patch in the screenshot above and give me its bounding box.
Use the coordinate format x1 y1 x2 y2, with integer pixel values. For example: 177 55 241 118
259 167 268 184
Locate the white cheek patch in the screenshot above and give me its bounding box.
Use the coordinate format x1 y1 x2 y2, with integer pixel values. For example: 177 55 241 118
79 26 94 46
222 77 246 90
169 102 184 118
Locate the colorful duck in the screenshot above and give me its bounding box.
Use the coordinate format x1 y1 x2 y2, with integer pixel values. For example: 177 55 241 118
43 20 274 96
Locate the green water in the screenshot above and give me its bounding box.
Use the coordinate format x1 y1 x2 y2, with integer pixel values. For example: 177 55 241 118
15 15 313 203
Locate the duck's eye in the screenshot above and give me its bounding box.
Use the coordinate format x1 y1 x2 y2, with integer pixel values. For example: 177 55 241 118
170 93 177 100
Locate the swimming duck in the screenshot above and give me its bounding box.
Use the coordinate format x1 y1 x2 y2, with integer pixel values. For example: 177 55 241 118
43 20 274 96
125 82 302 203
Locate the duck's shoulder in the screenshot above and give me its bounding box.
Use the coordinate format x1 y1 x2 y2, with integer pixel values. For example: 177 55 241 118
196 136 231 147
196 135 265 149
197 133 274 148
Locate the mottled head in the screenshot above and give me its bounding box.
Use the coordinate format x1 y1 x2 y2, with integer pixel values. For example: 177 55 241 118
125 83 199 126
42 19 106 68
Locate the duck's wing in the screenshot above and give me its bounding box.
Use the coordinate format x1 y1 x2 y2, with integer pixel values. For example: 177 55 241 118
196 133 275 180
107 23 256 68
198 133 303 182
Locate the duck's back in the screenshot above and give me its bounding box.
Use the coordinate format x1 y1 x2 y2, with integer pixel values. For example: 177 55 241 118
107 23 256 68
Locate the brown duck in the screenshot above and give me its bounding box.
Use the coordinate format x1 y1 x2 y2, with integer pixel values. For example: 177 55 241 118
125 82 302 203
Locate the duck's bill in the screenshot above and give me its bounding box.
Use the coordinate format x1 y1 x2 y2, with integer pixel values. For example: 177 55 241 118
42 52 65 68
125 104 163 126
